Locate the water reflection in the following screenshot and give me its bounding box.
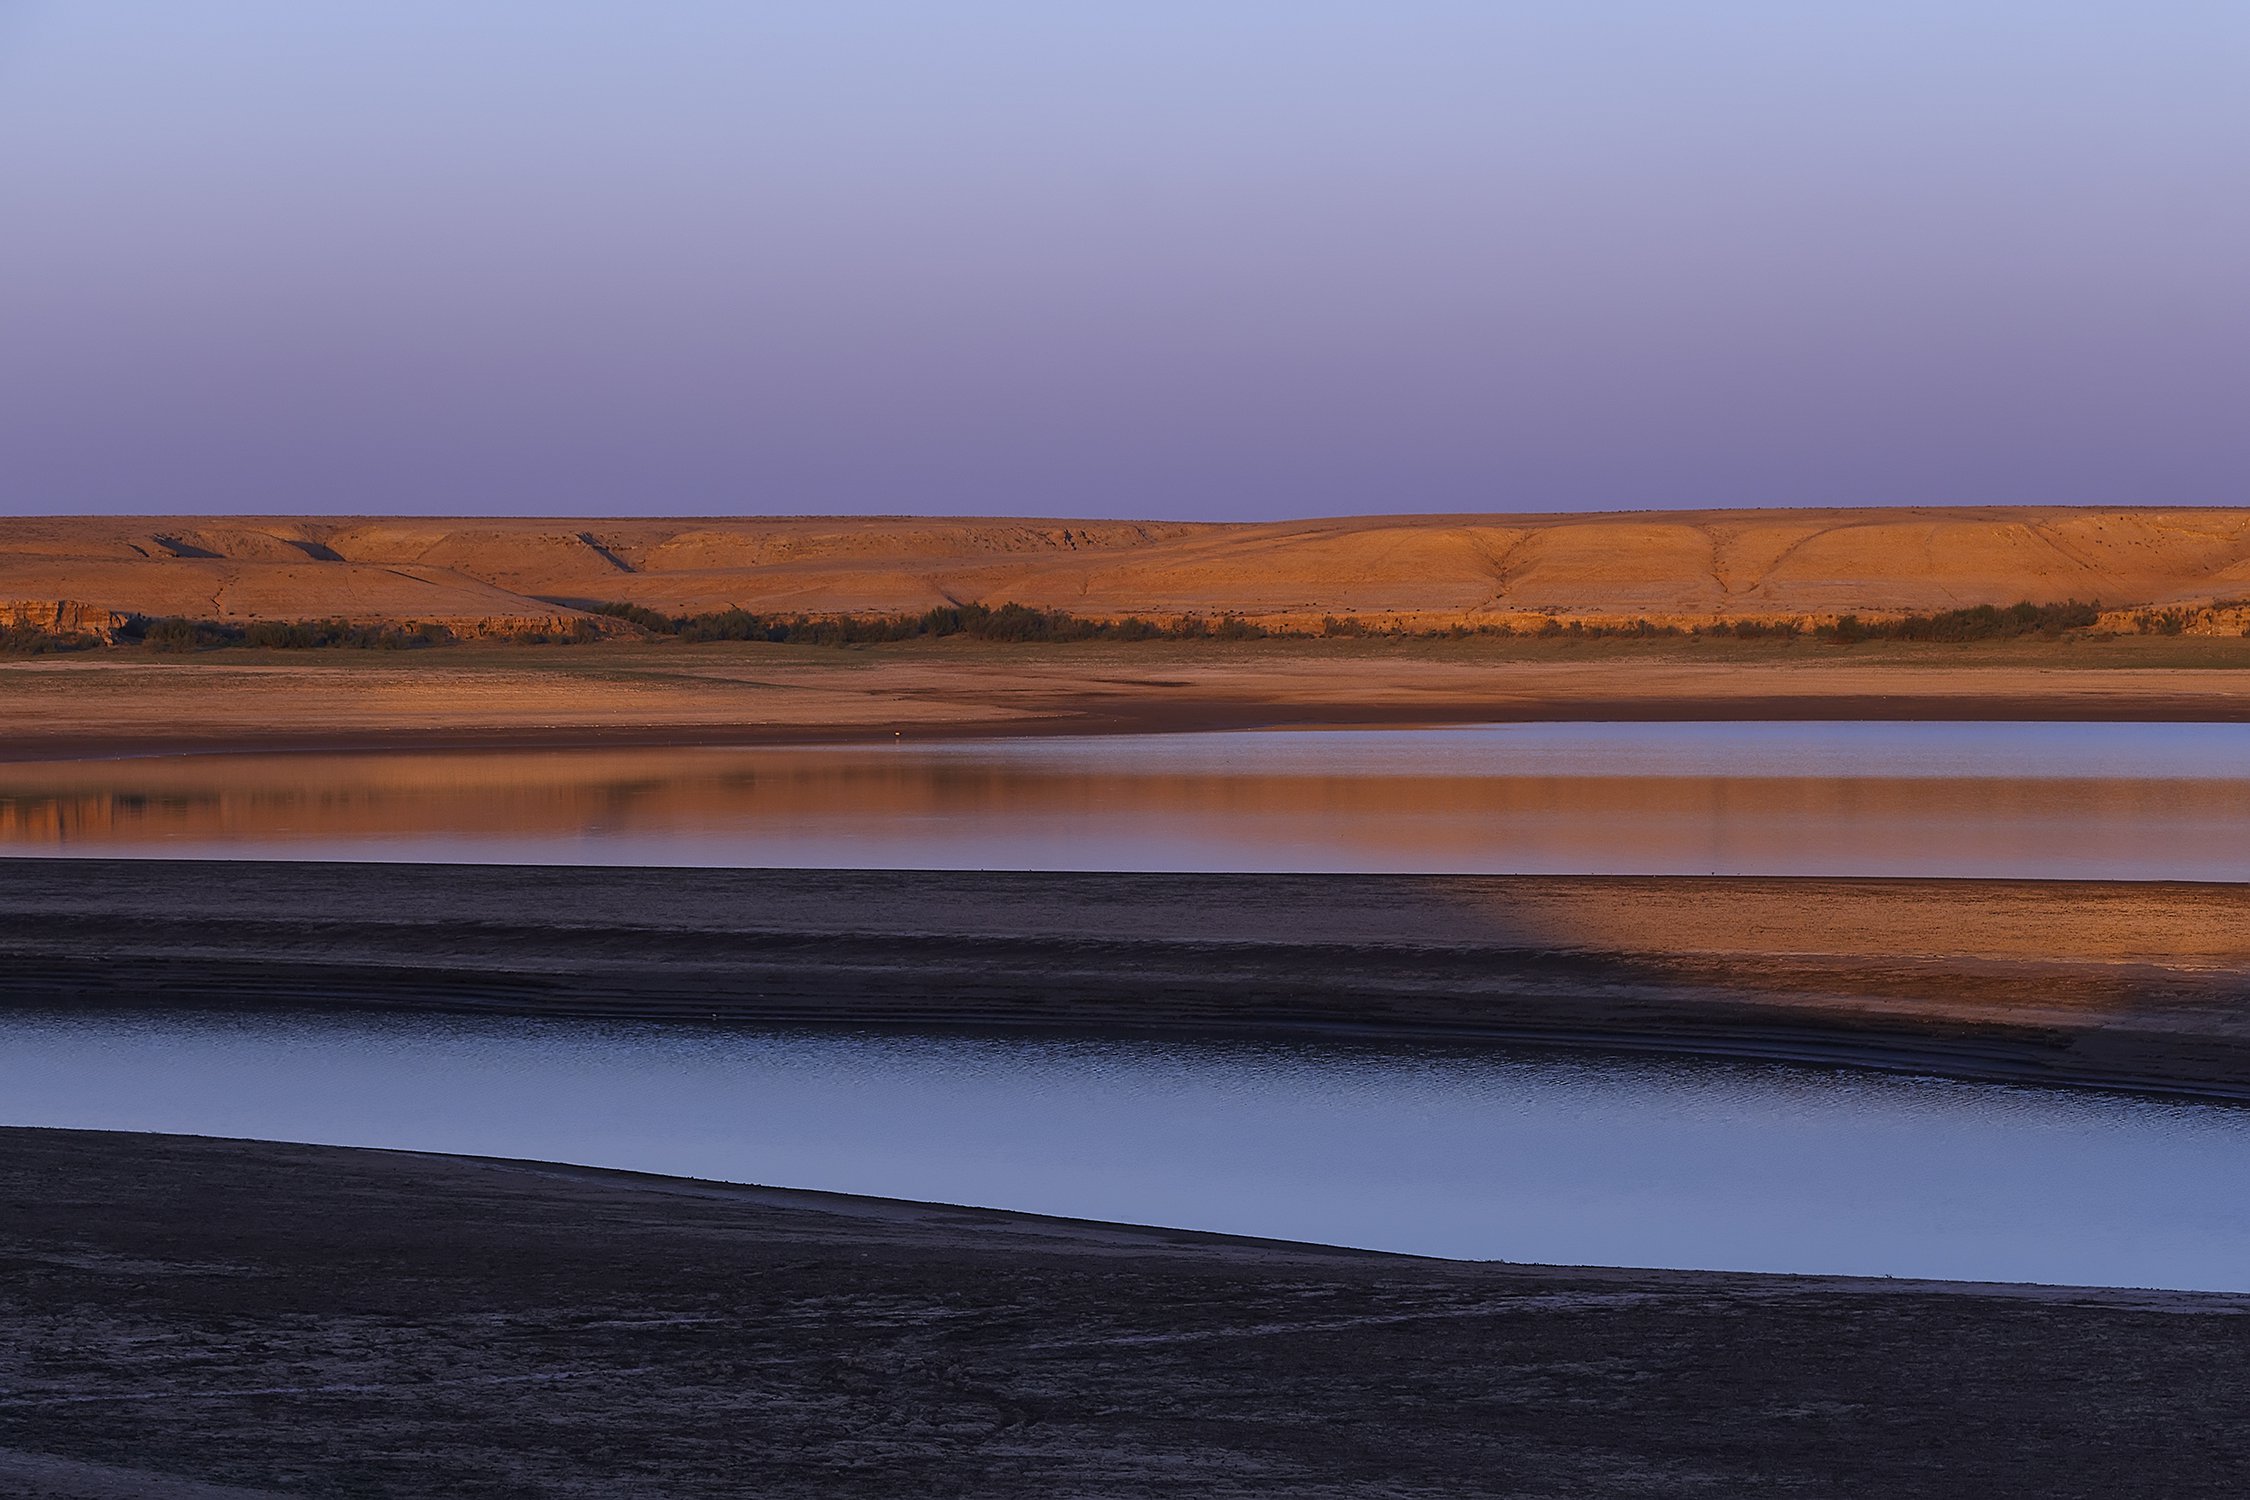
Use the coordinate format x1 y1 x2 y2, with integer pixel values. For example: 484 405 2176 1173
5 722 2250 878
4 1010 2247 1290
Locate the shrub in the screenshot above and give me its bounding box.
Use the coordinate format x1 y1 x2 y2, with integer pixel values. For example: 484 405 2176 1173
514 619 605 645
0 625 100 655
584 601 677 633
241 619 453 649
132 617 244 652
112 615 455 651
643 601 1269 646
1817 601 2100 645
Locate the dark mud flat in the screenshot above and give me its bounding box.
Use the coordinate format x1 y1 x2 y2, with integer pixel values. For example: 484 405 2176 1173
1 1128 2246 1499
7 859 2250 1098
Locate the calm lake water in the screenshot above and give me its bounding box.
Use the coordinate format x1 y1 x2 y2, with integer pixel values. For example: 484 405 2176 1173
6 1010 2248 1292
6 720 2250 878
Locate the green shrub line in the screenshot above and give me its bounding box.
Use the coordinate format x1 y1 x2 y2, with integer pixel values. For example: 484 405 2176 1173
588 598 2107 646
126 617 459 653
0 597 2190 655
0 624 104 655
589 600 1260 645
1785 600 2102 644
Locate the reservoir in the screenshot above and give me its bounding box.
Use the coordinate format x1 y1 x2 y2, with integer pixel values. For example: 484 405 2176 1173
5 1008 2248 1293
6 720 2250 878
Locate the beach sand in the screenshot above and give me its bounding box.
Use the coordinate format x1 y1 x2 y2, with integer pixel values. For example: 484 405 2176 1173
6 635 2250 760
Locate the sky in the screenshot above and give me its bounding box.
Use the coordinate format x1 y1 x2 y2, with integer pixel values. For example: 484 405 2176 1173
0 2 2243 520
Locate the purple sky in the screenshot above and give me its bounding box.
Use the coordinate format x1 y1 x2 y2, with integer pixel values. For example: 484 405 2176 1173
1 2 2244 520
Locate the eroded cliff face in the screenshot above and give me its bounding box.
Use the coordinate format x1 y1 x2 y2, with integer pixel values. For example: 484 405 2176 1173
4 508 2249 633
0 599 135 641
2096 602 2250 637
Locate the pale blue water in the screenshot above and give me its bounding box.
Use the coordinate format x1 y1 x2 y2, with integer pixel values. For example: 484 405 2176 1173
941 720 2250 780
5 1009 2248 1292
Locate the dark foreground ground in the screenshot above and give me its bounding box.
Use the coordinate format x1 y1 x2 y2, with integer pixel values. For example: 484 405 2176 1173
8 859 2250 1098
3 1128 2247 1500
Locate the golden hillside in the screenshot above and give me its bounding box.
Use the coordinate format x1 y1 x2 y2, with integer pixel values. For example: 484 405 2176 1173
5 508 2249 632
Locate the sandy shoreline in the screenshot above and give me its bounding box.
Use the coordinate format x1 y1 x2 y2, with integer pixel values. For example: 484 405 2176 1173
13 686 2250 763
7 637 2250 761
3 1126 2245 1497
9 859 2250 1101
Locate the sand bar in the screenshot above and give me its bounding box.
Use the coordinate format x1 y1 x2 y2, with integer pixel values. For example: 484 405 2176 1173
8 859 2250 1099
6 636 2250 760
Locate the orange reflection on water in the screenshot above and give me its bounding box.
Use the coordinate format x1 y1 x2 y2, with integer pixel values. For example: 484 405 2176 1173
5 735 2250 878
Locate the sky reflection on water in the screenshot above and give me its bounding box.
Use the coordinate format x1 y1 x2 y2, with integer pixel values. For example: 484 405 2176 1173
4 1010 2248 1291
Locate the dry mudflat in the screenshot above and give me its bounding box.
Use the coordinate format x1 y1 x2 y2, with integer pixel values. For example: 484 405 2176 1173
3 1127 2247 1499
6 635 2250 759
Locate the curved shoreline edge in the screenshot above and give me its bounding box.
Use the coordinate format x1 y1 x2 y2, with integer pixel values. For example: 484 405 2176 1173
6 859 2250 1104
4 1124 2248 1497
12 1125 2249 1306
10 686 2250 765
10 633 2250 767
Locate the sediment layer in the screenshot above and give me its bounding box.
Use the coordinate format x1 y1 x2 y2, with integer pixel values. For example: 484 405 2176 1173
7 860 2249 1099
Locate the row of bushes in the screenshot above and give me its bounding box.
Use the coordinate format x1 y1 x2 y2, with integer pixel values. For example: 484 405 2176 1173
1659 601 2103 645
587 600 1272 645
611 603 1730 644
129 617 456 652
1822 601 2102 643
0 596 2136 654
0 624 102 654
1320 601 2102 643
1321 601 2104 643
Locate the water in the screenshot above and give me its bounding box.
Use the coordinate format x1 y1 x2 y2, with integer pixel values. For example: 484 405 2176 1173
5 1009 2248 1291
6 720 2250 878
10 722 2246 1290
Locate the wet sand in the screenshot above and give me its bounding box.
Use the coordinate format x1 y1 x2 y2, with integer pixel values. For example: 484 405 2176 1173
6 636 2250 760
8 859 2250 1099
3 1127 2246 1499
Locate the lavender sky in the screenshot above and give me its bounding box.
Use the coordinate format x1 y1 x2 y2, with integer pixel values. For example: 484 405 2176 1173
1 2 2243 520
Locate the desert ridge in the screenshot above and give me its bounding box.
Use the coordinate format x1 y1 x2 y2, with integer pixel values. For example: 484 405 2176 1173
5 507 2250 634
